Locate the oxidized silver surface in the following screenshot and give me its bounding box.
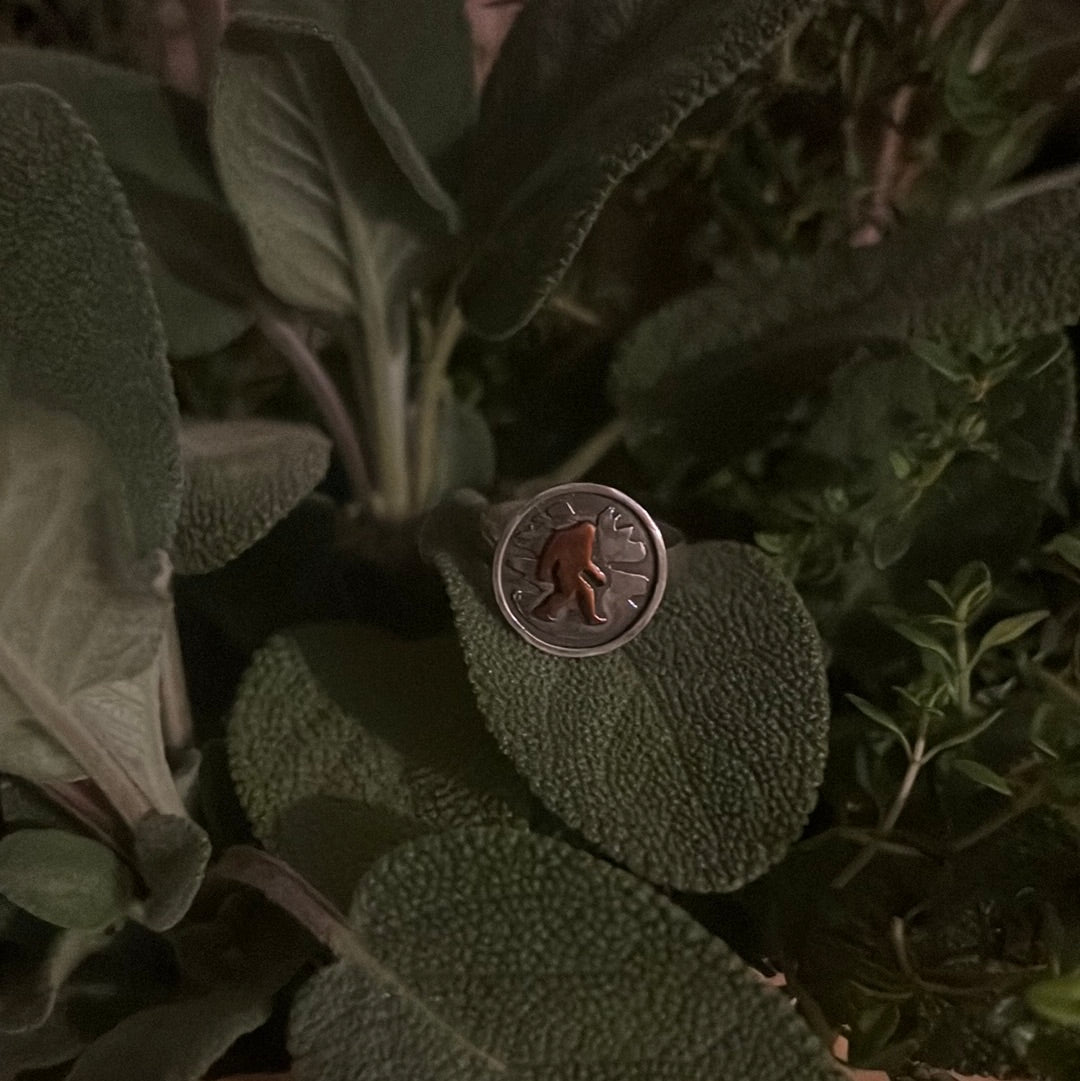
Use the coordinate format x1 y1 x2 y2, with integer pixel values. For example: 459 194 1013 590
491 483 667 657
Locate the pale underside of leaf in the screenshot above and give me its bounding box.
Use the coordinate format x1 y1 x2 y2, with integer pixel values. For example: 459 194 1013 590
289 826 843 1081
424 497 829 892
173 417 331 574
0 404 180 824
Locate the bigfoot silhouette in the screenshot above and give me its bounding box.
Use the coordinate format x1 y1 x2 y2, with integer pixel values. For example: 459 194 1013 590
532 520 607 625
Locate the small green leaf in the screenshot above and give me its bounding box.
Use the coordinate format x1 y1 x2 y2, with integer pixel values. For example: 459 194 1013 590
130 813 211 932
0 83 179 554
886 622 955 669
975 610 1049 659
173 418 332 575
0 830 132 930
460 0 828 337
845 695 911 755
424 496 829 892
951 758 1013 796
947 562 993 623
1027 970 1080 1031
289 827 840 1081
1044 531 1080 572
433 397 496 504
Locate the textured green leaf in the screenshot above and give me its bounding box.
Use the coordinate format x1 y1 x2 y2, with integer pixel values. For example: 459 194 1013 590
434 397 497 504
459 0 827 338
130 813 211 932
0 403 181 826
423 496 829 892
0 829 132 931
173 418 331 575
289 827 841 1081
0 83 179 554
0 46 254 357
614 185 1080 475
211 0 464 319
228 624 525 889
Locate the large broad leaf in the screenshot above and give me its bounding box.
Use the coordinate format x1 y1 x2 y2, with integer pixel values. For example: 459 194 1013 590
211 0 469 319
173 418 332 574
228 625 526 902
613 183 1080 478
0 402 182 827
423 496 829 892
458 0 826 338
0 46 255 357
289 827 842 1081
0 83 179 555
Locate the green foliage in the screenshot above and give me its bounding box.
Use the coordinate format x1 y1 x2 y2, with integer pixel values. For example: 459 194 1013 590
424 496 829 892
0 46 255 357
613 187 1080 479
289 826 843 1081
0 82 180 554
129 813 211 932
173 418 332 574
0 829 131 930
460 0 827 338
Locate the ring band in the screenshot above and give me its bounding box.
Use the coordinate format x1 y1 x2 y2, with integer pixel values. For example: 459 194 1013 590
490 483 668 657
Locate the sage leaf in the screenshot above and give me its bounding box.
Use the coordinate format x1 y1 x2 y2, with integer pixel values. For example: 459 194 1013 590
434 397 497 503
0 83 180 554
613 184 1080 476
289 827 841 1081
424 497 829 892
0 46 255 356
1027 971 1080 1031
130 813 212 932
0 403 182 826
459 0 827 338
228 625 525 895
0 1011 83 1079
173 418 332 575
0 829 132 931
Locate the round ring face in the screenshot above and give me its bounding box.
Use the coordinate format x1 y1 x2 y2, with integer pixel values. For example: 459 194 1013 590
491 483 667 657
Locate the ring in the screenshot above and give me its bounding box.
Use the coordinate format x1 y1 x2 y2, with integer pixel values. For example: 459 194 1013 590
490 483 668 657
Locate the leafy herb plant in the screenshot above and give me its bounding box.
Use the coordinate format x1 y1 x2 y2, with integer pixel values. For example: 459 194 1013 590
3 0 1080 1079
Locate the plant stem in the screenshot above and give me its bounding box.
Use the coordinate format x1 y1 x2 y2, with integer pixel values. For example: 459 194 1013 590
955 619 972 717
255 304 372 510
413 301 465 510
833 714 929 889
159 609 192 755
952 164 1080 220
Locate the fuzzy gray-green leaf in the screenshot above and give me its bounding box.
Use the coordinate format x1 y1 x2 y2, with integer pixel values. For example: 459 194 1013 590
173 418 331 575
459 0 827 338
228 625 524 896
0 830 132 931
425 498 829 892
0 83 179 554
0 46 254 357
289 827 841 1081
130 813 211 932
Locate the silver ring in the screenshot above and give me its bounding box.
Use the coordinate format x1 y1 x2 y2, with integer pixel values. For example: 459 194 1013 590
490 483 668 657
